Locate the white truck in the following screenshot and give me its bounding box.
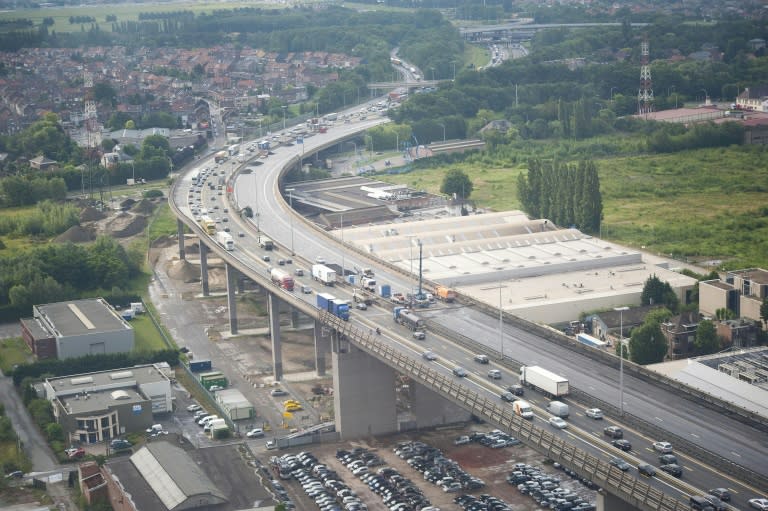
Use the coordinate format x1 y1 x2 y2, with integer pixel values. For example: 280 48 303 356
361 276 377 292
312 264 337 286
520 365 569 398
216 231 234 251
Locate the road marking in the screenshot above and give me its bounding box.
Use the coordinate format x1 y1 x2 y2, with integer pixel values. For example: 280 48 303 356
730 451 741 458
654 416 663 422
690 433 700 439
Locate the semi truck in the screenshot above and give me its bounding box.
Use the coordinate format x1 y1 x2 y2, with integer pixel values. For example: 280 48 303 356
312 264 337 286
577 332 608 349
199 215 216 235
393 307 425 331
189 359 212 372
520 365 569 398
216 231 234 251
316 292 350 321
258 235 274 250
353 288 377 306
270 268 295 291
214 151 228 163
360 276 377 292
435 285 458 303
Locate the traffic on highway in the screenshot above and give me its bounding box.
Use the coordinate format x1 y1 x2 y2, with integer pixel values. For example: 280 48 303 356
171 99 767 511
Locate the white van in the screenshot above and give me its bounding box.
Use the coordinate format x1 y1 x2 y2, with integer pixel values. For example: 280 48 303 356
513 400 534 420
547 401 570 418
146 424 163 434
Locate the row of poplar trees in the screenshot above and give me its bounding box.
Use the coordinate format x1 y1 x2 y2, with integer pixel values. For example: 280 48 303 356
517 159 602 234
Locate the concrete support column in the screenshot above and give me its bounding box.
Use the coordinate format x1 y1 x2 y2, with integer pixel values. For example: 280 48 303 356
177 220 186 260
313 321 331 376
411 382 472 428
225 263 238 335
290 308 300 328
596 492 642 511
268 293 283 381
332 342 397 439
199 242 210 297
237 275 245 294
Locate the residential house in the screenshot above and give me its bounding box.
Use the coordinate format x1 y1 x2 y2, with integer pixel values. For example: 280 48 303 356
736 86 768 112
588 305 660 343
716 319 759 349
700 268 768 322
29 155 58 171
661 311 699 359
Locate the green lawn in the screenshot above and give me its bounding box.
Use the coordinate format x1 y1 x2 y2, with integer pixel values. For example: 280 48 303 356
0 338 33 374
378 145 768 270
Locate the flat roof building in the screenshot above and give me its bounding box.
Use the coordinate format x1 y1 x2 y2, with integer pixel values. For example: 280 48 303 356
43 364 172 444
21 298 134 360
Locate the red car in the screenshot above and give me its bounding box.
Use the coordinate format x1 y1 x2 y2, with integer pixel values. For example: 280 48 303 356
65 447 85 459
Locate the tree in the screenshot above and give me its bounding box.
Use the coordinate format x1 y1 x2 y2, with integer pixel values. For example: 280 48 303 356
694 319 720 355
440 169 473 199
628 321 667 364
640 274 680 312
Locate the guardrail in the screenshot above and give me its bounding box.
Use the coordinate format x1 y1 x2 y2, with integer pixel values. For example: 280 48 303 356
424 318 768 493
168 120 766 498
322 312 689 511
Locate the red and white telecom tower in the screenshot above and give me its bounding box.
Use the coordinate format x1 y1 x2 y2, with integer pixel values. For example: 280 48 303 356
637 39 654 116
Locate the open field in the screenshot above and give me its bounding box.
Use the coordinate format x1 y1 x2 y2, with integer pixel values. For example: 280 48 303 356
0 337 32 374
379 145 768 270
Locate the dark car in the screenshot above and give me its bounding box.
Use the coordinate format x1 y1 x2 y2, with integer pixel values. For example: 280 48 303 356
637 463 656 477
603 426 623 439
500 392 516 402
608 457 630 471
659 464 683 478
708 488 731 502
612 439 632 452
703 496 728 511
658 454 678 466
507 384 524 396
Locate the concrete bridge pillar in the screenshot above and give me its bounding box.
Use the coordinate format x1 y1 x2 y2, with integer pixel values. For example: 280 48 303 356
291 308 301 328
177 220 186 260
268 293 283 381
199 242 209 297
313 321 331 376
596 492 643 511
332 341 397 439
411 382 472 428
225 263 238 335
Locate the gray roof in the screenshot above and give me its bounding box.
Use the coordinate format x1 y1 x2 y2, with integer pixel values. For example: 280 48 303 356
131 442 227 510
35 298 131 337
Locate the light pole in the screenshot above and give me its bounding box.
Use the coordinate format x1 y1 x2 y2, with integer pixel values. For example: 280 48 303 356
340 212 345 279
700 88 709 104
282 105 287 130
286 188 295 255
438 123 446 142
614 306 629 415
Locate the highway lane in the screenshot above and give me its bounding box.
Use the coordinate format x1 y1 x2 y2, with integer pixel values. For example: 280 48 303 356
175 105 767 509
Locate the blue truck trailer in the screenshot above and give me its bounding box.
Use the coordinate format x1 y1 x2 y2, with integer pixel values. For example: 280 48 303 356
317 292 350 321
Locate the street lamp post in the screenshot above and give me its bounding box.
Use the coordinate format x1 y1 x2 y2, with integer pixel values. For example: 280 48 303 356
340 212 345 279
286 188 295 255
282 105 287 130
614 306 629 415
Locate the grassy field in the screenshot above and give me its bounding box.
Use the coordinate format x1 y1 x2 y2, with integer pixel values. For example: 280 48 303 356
0 337 32 374
378 145 768 270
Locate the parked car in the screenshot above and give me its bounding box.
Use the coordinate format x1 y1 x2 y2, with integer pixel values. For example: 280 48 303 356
110 439 132 450
652 441 674 453
246 428 265 438
454 435 470 446
186 403 201 412
65 447 85 459
612 439 632 452
603 426 623 439
585 408 603 419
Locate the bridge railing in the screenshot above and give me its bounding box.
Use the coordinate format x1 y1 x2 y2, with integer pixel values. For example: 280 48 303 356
322 312 689 511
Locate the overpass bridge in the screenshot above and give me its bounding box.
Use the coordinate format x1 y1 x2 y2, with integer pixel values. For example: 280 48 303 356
168 107 767 511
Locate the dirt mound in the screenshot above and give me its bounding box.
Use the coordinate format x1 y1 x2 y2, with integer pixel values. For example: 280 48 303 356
166 259 200 283
55 225 95 243
80 206 106 222
119 198 137 210
105 212 147 238
152 235 175 249
132 199 156 215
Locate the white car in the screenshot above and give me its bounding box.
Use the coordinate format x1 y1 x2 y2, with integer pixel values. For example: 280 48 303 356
549 417 568 429
652 441 673 453
246 428 264 438
749 499 768 510
315 256 326 264
585 408 604 419
270 388 288 397
186 404 201 412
